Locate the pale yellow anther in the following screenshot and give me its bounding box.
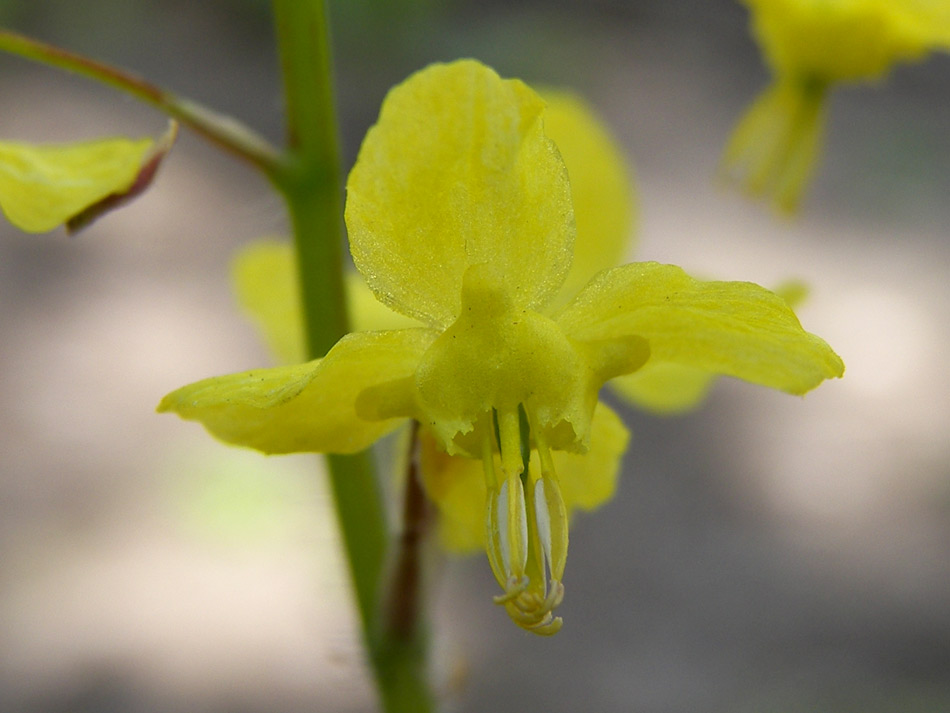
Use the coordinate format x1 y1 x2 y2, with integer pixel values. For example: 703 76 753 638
481 405 570 635
483 417 529 593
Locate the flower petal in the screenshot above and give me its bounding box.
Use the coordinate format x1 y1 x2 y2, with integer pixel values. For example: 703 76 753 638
541 90 636 301
556 262 844 395
0 125 174 233
231 240 306 365
419 402 629 553
900 0 950 47
609 277 811 413
346 59 574 328
418 429 486 552
158 329 437 454
610 363 716 415
232 240 422 365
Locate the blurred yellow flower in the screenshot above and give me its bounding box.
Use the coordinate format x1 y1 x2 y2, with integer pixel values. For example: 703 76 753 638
722 0 950 213
0 122 176 233
161 60 843 634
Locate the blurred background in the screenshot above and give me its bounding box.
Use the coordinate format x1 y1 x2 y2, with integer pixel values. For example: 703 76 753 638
1 1 949 711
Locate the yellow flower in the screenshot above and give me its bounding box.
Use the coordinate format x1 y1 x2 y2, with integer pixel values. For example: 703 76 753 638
0 122 177 233
230 88 639 606
722 0 950 213
160 60 843 634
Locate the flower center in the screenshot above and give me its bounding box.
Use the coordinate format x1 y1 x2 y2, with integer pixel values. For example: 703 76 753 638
413 263 585 457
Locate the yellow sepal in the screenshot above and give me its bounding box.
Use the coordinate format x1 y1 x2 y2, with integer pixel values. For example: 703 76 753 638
744 0 937 82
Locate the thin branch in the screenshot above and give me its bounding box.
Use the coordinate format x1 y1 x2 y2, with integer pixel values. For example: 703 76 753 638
0 28 283 176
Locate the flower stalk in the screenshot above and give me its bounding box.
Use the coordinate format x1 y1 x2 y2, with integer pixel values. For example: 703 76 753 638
270 1 434 711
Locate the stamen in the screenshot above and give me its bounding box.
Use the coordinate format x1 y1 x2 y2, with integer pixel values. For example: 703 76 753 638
526 411 568 584
492 576 528 604
496 408 525 480
483 405 571 636
484 410 528 594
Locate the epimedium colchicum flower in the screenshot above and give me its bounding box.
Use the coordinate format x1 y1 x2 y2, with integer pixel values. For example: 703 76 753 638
0 121 177 234
722 0 950 213
230 86 643 616
160 60 844 635
229 84 756 564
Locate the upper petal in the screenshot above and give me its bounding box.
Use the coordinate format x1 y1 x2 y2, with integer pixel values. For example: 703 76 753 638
158 329 437 454
345 60 575 328
540 90 636 301
556 262 844 395
0 125 174 233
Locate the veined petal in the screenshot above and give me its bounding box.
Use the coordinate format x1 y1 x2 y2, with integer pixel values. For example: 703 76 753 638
346 59 574 328
231 240 420 365
556 262 844 395
540 90 636 301
419 402 629 553
158 329 437 454
0 124 174 234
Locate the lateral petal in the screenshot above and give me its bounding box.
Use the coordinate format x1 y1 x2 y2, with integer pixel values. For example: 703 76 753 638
158 329 436 455
550 402 630 513
556 262 844 395
346 60 574 328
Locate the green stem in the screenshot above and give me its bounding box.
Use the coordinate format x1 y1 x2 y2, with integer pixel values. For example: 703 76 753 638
270 2 433 711
0 28 281 175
